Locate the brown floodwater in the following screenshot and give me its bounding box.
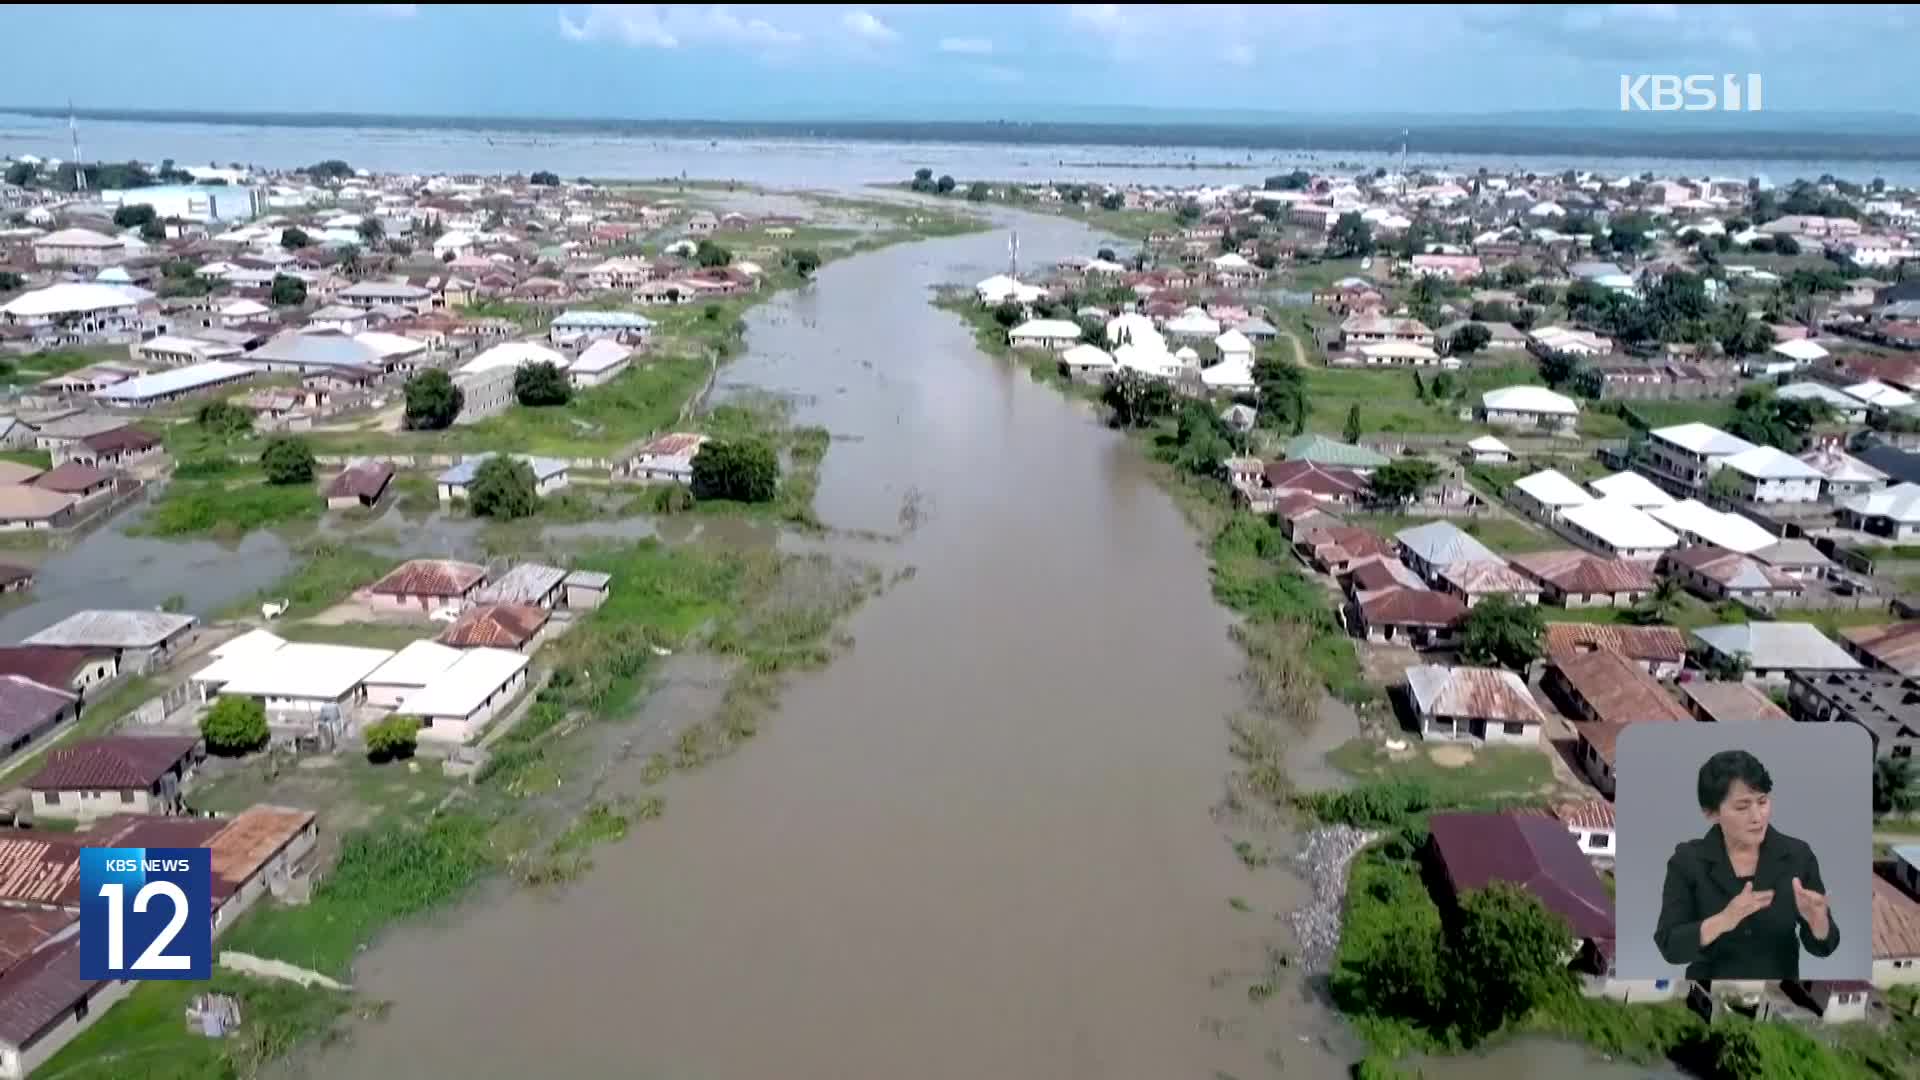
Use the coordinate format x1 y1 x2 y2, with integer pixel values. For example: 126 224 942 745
294 211 1672 1080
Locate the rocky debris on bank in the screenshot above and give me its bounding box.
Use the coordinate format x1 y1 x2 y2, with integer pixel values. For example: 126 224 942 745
1287 825 1378 974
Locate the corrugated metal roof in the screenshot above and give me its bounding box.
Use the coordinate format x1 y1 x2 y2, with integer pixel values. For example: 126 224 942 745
1552 649 1691 725
1428 812 1614 941
1844 623 1920 677
1405 664 1545 724
1546 623 1687 664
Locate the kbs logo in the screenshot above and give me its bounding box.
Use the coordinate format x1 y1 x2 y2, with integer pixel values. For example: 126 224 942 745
79 847 212 980
1620 74 1763 112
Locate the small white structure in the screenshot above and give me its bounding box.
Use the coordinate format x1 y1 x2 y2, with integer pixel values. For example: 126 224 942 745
625 433 709 485
975 274 1045 305
1839 483 1920 540
1643 423 1759 492
1058 343 1115 383
1478 386 1579 432
568 340 632 388
460 340 567 376
1163 307 1222 340
1007 318 1083 352
194 642 394 714
1510 469 1595 524
437 454 569 501
1464 435 1513 464
398 646 532 744
1405 664 1547 745
1213 328 1254 366
1769 338 1830 367
1847 380 1917 412
1647 499 1777 554
1587 471 1675 509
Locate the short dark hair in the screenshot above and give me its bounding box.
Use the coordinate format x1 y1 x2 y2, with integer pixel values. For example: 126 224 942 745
1697 749 1773 811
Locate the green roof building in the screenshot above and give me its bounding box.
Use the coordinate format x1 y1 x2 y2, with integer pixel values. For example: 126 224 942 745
1282 434 1389 470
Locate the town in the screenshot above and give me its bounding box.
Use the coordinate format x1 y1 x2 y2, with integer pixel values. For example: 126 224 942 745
941 164 1920 1074
0 153 972 1078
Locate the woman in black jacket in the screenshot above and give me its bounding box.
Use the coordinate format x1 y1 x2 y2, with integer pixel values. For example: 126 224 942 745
1654 749 1839 982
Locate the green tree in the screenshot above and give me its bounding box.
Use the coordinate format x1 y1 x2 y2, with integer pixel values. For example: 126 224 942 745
786 248 822 278
403 369 464 430
363 716 420 762
139 219 165 243
1707 467 1748 504
1697 649 1751 682
935 174 957 195
1263 170 1310 191
1727 385 1829 451
992 300 1025 328
112 203 156 229
1701 1016 1841 1080
1328 212 1375 258
690 438 779 503
269 274 307 307
468 455 539 519
529 170 561 186
356 217 385 246
279 226 311 249
909 167 934 192
967 181 991 203
3 162 34 187
306 159 353 181
201 696 269 756
1446 883 1575 1043
1344 404 1364 443
1099 190 1123 211
1628 576 1686 626
260 437 315 485
695 239 732 268
1100 370 1177 429
1368 459 1440 504
1499 263 1531 288
0 271 23 291
1429 371 1456 399
1253 353 1309 434
1450 323 1492 355
1174 201 1203 225
513 361 572 407
1537 349 1582 389
1874 757 1920 816
195 401 254 437
1775 234 1802 256
1460 596 1546 670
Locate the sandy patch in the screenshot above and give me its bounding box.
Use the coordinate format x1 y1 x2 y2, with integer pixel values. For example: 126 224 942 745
1427 744 1476 768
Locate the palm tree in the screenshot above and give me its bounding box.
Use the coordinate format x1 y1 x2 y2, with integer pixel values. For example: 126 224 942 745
1874 757 1920 817
1628 577 1684 626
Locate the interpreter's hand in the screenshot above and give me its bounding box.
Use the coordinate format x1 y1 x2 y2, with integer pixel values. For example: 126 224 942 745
1718 881 1775 930
1793 877 1830 939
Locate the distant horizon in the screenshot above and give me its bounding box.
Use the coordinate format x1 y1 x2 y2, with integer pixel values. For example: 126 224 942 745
12 104 1920 166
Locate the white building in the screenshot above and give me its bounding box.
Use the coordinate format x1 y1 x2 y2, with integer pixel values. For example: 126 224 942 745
193 641 395 715
131 335 241 367
398 647 531 744
1557 499 1680 561
1642 423 1758 492
1478 385 1579 432
1007 318 1083 352
0 282 152 344
1510 469 1594 525
568 340 632 388
1839 483 1920 540
1587 471 1674 509
361 639 465 710
460 340 567 376
1405 665 1547 745
1648 499 1777 554
31 228 122 268
548 310 655 347
1716 446 1824 504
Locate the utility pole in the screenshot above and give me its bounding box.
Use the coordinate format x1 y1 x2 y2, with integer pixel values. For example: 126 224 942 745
69 100 85 193
1008 229 1019 278
1400 128 1409 197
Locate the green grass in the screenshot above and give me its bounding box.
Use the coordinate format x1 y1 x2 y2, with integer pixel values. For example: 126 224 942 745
217 542 392 620
1325 739 1557 804
220 814 495 979
1301 367 1475 436
274 620 431 650
455 299 548 330
0 345 121 388
0 449 51 470
132 477 319 538
1285 258 1369 292
1466 457 1608 498
1617 399 1740 431
1353 512 1562 554
31 972 353 1080
1538 594 1726 630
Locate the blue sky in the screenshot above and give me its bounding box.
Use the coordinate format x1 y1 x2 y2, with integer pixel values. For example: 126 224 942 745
3 4 1914 119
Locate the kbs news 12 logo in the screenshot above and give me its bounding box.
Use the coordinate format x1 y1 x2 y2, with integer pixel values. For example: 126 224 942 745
79 848 212 980
1620 74 1764 113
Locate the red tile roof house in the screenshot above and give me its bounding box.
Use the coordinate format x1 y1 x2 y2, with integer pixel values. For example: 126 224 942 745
1404 664 1547 745
1546 649 1690 796
1841 622 1920 677
1659 546 1804 604
1510 550 1656 609
26 463 113 504
1352 588 1467 649
0 677 77 761
0 647 117 700
324 461 394 510
64 426 161 470
361 558 488 615
436 603 550 651
24 735 201 822
1436 560 1543 608
1545 623 1688 680
1297 525 1397 576
1261 460 1369 506
1422 812 1665 1003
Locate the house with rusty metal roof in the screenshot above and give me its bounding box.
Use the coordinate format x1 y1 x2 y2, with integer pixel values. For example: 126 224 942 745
1353 588 1466 650
1395 521 1500 585
1436 560 1541 608
1545 623 1688 679
1509 550 1656 608
23 735 201 821
1842 623 1920 677
436 603 549 651
1680 680 1791 724
1873 863 1920 990
363 559 488 614
1404 664 1547 745
1660 546 1803 603
1297 526 1396 576
21 610 196 673
324 461 394 510
471 563 568 608
1546 649 1689 796
1426 811 1615 943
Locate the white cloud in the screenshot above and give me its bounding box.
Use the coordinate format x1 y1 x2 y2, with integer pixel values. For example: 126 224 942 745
1068 4 1129 31
557 5 802 50
1223 42 1255 67
346 3 417 16
840 9 898 44
938 36 994 55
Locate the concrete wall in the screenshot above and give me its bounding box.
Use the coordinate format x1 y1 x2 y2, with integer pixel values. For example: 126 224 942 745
33 786 154 820
2 976 136 1080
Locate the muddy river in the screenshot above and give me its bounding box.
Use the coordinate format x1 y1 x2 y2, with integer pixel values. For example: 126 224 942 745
267 212 1676 1080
